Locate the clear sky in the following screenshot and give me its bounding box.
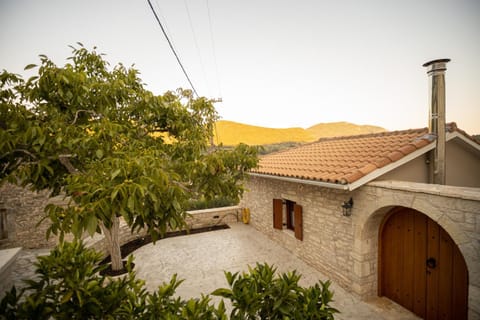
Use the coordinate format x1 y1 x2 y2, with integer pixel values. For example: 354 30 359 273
1 0 479 133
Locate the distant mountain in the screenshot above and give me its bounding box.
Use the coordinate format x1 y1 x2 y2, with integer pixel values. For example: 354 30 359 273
213 121 314 146
307 122 385 139
214 120 385 146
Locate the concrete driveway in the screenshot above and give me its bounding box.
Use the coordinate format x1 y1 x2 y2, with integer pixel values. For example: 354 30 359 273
132 222 419 320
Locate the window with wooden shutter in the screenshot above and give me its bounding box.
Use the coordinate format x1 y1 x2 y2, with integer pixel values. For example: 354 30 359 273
294 204 303 240
273 199 283 230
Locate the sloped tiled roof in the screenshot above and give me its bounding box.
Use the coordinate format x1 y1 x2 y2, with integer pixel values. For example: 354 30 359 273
252 123 479 189
252 127 436 186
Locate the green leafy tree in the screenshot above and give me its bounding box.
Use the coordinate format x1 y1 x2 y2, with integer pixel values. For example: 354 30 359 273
0 45 258 271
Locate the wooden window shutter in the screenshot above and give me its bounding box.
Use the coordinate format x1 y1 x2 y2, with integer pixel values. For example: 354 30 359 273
273 199 283 230
294 204 303 240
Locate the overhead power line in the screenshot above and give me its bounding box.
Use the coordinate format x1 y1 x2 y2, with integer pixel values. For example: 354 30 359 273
147 0 199 97
184 0 210 95
205 0 222 97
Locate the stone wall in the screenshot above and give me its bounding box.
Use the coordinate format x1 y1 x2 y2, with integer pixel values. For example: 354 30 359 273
0 184 68 249
0 247 21 299
240 176 480 318
240 176 355 289
85 206 241 256
0 182 241 253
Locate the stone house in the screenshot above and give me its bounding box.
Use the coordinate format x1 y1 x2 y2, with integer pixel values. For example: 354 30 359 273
240 60 480 319
241 123 480 319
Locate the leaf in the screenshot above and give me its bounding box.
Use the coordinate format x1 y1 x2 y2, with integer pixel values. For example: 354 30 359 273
86 216 98 236
127 196 135 212
95 149 103 159
27 75 39 82
44 164 54 175
111 186 120 201
172 199 181 212
111 169 121 180
60 290 74 304
61 75 70 84
211 288 232 298
24 63 37 70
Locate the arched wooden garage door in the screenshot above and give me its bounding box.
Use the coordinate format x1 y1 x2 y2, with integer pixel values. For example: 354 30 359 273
379 207 468 319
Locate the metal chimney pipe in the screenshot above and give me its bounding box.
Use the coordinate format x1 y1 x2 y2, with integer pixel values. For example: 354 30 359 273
423 58 450 185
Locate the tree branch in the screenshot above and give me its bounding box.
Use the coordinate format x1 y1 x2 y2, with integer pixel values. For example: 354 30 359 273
0 148 38 160
58 155 79 174
71 110 97 125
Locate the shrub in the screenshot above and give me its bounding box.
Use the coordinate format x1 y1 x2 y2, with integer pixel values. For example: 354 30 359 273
1 244 338 319
212 263 339 320
0 241 226 319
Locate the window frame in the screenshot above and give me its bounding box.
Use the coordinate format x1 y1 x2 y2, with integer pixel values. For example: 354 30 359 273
273 198 303 241
286 200 295 231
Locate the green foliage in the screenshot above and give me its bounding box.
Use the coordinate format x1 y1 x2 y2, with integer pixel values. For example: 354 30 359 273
189 143 259 204
1 244 339 319
0 45 258 268
0 241 227 320
212 263 339 320
257 142 304 155
0 241 142 319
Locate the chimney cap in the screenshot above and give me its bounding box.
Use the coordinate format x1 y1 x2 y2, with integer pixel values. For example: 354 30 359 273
422 58 451 67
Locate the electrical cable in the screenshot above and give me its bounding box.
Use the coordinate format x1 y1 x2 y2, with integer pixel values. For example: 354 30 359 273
184 0 210 95
147 0 199 97
205 0 222 97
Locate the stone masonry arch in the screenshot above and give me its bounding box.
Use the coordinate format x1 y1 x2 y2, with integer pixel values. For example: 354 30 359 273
350 182 479 318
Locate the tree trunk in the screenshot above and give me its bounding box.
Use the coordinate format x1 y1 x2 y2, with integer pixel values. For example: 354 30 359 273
100 217 123 271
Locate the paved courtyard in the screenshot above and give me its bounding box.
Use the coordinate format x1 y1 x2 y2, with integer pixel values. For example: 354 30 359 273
12 222 419 319
133 222 419 319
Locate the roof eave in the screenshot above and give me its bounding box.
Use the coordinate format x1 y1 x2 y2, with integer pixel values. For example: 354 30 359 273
248 172 350 190
446 131 480 153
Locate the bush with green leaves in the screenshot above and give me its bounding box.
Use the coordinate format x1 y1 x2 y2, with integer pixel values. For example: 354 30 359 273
213 263 338 320
0 243 338 319
0 241 227 320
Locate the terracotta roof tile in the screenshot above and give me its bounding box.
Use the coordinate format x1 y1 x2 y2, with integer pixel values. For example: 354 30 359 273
373 157 392 168
359 163 378 175
412 137 433 148
397 144 417 155
344 170 364 184
386 151 404 162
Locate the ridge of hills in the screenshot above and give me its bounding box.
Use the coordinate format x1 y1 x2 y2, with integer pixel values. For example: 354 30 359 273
213 120 385 146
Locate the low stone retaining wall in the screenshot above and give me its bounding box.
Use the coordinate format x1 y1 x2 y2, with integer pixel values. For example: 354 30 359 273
85 206 242 257
0 247 22 299
186 206 240 229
